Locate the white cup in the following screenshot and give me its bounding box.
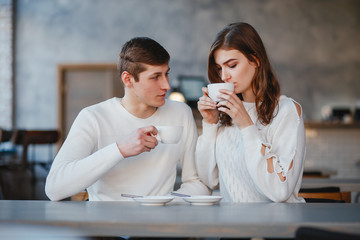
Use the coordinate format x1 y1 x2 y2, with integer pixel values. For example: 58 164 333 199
207 83 234 102
154 126 183 144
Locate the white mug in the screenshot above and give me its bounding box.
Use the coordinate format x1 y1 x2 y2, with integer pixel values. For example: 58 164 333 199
154 126 183 144
207 83 234 102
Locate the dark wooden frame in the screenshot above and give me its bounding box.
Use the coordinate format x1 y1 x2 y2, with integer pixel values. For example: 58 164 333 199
57 63 121 144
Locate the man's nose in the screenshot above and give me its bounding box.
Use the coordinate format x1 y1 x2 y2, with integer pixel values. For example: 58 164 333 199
161 76 171 90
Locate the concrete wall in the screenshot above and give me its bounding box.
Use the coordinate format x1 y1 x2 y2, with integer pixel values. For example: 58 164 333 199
0 0 13 129
306 128 360 179
15 0 360 128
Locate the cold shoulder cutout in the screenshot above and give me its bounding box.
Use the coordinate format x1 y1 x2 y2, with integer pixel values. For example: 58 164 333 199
196 95 306 203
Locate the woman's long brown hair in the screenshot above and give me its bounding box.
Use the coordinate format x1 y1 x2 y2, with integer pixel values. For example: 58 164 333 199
208 22 280 126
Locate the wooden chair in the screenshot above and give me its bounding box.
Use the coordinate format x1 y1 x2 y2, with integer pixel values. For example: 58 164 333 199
302 170 330 178
299 187 351 203
0 128 13 143
71 191 89 201
295 226 360 240
0 129 15 166
0 129 17 199
13 130 60 170
13 129 60 184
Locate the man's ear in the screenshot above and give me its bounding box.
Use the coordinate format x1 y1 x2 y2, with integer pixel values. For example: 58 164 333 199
121 71 134 87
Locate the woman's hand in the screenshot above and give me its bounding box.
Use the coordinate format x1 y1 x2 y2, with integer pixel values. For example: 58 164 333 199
197 87 219 124
216 89 254 129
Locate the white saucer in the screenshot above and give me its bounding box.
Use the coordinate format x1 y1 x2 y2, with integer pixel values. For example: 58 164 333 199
182 196 223 206
133 196 175 206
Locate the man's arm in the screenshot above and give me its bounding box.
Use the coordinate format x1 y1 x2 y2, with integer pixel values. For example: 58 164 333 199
45 109 124 201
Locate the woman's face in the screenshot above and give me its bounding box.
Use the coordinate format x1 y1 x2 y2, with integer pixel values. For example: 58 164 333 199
214 48 257 102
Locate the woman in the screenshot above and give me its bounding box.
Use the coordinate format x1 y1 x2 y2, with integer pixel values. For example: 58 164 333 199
196 22 306 203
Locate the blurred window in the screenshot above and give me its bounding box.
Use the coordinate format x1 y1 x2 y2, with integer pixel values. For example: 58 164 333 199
178 75 206 108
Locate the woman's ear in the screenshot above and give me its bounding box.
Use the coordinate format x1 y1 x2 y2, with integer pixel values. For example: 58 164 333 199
252 54 260 68
121 71 134 87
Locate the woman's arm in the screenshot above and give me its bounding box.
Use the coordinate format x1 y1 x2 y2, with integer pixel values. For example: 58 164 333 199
195 121 220 190
241 100 306 202
176 106 211 195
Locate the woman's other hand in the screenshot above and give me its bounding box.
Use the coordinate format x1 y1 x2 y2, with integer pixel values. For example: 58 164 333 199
216 89 253 129
197 87 219 124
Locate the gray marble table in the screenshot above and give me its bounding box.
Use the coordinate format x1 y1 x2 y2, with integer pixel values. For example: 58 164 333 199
0 200 360 238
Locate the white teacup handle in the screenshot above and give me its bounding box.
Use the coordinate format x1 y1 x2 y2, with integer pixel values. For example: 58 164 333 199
153 133 162 142
155 134 162 142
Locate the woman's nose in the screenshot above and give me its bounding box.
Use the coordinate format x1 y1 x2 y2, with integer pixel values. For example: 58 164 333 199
221 69 230 82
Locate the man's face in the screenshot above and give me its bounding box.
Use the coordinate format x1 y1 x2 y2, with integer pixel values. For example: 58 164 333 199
131 63 171 108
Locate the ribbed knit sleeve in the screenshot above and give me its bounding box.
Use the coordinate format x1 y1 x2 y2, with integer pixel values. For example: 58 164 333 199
241 99 306 202
195 121 219 190
45 108 124 201
176 107 212 196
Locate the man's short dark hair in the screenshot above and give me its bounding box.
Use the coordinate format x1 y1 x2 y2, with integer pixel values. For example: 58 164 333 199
118 37 170 81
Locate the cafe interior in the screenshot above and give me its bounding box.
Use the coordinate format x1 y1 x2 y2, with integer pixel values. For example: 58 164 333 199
0 0 359 239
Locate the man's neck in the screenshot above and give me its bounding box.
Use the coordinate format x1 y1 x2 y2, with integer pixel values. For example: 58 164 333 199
121 96 157 119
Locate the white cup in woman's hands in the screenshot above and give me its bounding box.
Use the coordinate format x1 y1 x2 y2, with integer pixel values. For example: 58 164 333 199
207 83 234 102
154 126 183 144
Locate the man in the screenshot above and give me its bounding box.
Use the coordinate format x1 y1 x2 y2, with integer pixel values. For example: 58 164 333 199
45 37 210 201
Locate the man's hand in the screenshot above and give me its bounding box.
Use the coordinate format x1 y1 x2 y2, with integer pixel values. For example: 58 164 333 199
116 126 158 158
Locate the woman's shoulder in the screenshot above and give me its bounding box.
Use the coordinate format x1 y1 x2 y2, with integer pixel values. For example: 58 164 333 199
277 95 302 118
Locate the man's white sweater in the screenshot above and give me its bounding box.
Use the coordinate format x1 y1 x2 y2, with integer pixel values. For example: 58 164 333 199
46 98 210 201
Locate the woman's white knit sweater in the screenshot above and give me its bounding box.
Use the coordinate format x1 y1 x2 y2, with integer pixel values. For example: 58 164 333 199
196 95 306 203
